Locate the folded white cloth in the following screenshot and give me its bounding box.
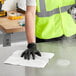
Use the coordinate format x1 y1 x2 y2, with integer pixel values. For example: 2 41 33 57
4 50 54 68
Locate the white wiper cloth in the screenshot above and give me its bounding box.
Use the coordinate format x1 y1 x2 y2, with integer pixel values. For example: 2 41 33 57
4 50 54 68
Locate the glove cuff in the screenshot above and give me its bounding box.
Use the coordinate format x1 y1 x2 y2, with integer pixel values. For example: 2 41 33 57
27 43 36 49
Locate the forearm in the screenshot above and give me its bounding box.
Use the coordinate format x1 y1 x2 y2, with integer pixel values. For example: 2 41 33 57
25 6 36 44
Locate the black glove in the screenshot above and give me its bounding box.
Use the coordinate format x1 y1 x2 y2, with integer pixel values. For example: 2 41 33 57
21 43 41 60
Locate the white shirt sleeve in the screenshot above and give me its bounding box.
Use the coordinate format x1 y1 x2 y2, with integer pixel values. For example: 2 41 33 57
26 0 36 6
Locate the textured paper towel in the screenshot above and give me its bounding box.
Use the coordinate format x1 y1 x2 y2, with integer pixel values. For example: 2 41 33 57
4 50 54 68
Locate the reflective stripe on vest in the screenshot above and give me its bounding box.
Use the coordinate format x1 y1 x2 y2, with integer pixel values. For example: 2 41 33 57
36 0 76 17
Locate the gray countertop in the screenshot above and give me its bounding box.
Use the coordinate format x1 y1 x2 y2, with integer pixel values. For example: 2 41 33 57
32 36 76 76
0 36 76 76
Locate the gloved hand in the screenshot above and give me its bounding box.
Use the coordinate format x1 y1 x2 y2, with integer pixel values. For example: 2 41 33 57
21 43 41 60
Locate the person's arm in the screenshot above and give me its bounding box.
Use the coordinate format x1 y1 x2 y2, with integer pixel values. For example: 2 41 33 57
25 6 36 43
21 0 41 60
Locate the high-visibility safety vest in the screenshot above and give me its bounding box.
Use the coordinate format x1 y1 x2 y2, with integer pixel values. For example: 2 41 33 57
35 0 76 39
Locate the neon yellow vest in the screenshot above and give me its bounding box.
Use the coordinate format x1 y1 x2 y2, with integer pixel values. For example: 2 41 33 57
36 0 76 39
